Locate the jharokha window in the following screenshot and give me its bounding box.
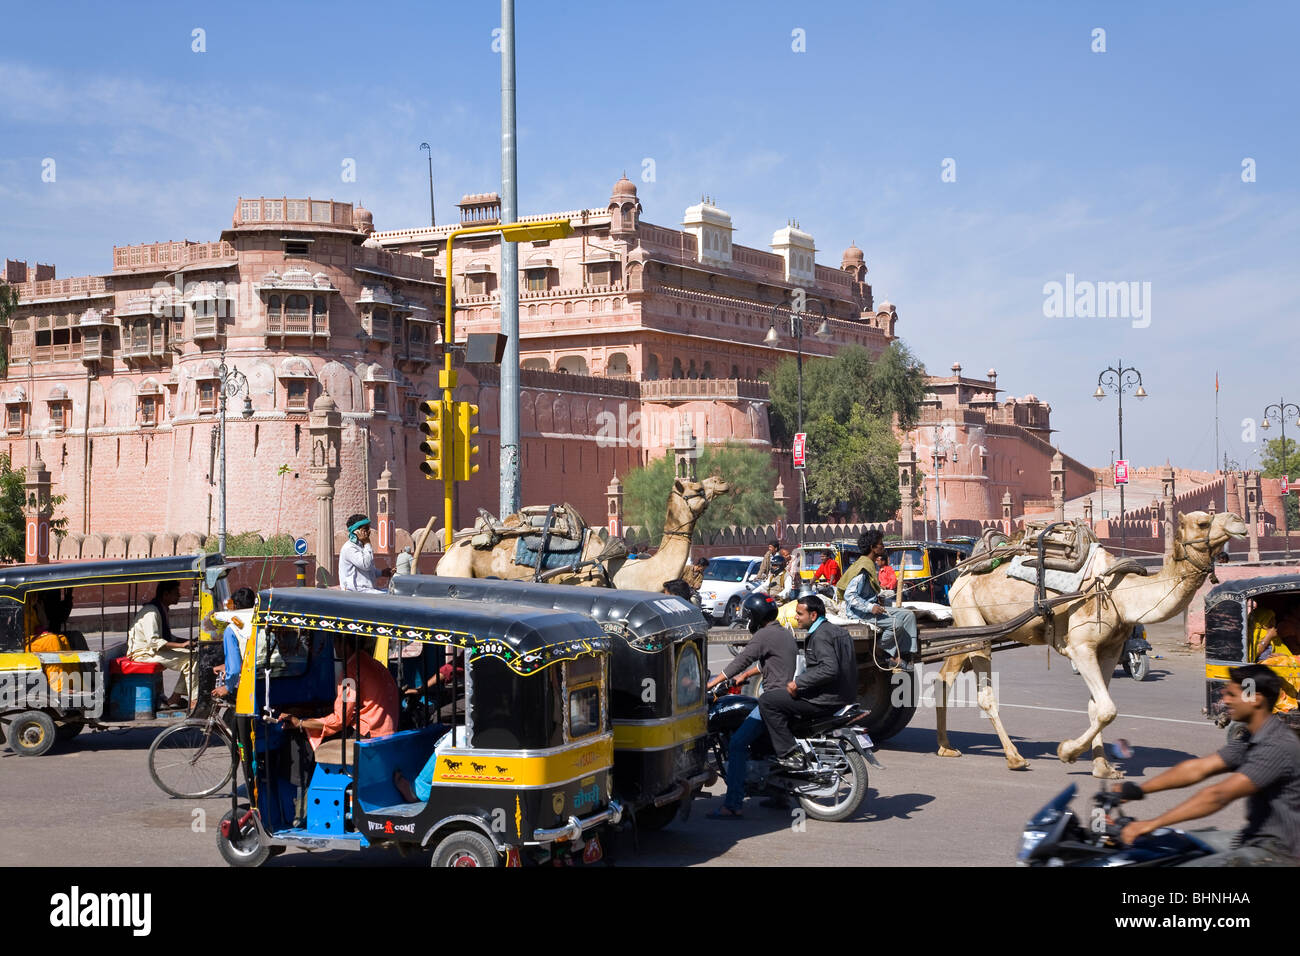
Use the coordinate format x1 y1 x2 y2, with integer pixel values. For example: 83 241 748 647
6 405 23 433
198 381 217 413
286 380 308 412
139 396 158 426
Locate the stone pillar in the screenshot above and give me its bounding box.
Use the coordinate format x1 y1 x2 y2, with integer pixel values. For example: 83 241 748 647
1050 448 1065 523
898 439 917 539
1001 491 1013 536
1161 461 1176 559
674 417 697 481
309 395 342 581
373 464 397 557
1083 498 1093 527
773 478 787 542
23 458 52 564
606 473 623 537
1246 471 1261 562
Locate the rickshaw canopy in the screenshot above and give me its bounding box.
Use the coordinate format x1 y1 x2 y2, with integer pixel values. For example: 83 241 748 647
255 588 611 675
388 576 707 653
0 553 229 607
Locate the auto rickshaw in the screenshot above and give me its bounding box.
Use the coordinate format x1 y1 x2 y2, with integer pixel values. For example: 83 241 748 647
883 539 973 606
389 575 712 830
794 540 861 584
1203 573 1300 739
218 588 622 867
0 554 232 755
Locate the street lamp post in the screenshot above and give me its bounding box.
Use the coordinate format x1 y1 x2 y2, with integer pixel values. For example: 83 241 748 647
1093 361 1147 556
929 427 959 541
765 298 830 550
419 143 436 227
1261 398 1300 558
216 353 253 555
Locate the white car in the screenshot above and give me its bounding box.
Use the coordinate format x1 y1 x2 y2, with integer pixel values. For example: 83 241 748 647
698 555 765 625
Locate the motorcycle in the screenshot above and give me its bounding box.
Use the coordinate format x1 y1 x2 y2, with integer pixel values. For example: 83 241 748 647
706 685 879 822
1122 625 1152 681
1017 783 1214 866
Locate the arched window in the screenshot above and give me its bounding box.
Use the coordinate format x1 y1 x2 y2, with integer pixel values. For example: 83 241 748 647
671 357 683 379
313 295 326 314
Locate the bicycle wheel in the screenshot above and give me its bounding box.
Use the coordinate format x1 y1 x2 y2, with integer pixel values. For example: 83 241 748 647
148 720 237 798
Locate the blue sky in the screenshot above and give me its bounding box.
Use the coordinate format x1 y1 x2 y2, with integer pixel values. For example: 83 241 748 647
2 0 1297 476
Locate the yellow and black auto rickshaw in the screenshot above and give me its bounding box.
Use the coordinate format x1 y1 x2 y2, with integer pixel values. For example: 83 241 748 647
389 576 712 831
0 554 231 755
218 588 622 867
1204 573 1300 740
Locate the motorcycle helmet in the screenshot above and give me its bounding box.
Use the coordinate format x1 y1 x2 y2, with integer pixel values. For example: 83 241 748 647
742 591 780 633
769 553 787 573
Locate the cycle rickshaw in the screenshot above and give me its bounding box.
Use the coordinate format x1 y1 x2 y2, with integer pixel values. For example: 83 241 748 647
390 575 713 830
218 588 622 867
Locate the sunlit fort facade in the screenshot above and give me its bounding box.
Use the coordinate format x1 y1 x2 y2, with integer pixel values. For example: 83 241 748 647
0 176 1093 561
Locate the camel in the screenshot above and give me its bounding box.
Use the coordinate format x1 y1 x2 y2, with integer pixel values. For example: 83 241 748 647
433 475 730 588
935 510 1248 778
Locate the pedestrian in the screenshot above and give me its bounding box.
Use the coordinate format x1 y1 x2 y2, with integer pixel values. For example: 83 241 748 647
338 514 392 592
394 545 414 577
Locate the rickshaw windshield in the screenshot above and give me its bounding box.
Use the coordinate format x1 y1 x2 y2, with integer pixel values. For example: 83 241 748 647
890 549 925 571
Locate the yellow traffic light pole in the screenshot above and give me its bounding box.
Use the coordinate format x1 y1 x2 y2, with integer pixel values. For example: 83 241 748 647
436 217 574 548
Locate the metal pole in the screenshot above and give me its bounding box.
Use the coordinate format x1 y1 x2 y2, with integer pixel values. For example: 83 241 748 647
498 0 521 518
426 154 436 227
1118 373 1125 557
795 313 804 550
218 369 227 555
1282 409 1291 558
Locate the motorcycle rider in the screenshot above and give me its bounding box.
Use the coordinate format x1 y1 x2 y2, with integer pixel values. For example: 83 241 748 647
1118 664 1300 866
705 592 798 818
759 594 857 770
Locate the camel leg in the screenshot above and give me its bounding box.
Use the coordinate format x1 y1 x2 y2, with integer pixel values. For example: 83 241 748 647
1087 640 1127 778
970 652 1029 770
935 655 962 758
1058 641 1119 767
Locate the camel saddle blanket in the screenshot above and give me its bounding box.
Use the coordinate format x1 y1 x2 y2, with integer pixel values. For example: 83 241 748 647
1006 543 1100 594
515 534 585 571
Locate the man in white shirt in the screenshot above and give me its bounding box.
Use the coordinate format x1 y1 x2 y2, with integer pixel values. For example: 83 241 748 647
338 513 392 592
126 581 194 708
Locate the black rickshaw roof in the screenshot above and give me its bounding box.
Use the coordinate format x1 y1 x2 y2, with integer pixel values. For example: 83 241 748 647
388 575 708 653
1205 573 1300 610
0 553 227 605
256 587 610 676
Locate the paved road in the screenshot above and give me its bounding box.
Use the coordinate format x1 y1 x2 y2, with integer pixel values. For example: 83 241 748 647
0 619 1244 867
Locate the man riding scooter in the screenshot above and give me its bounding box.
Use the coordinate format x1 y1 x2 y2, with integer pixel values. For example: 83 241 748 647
705 592 797 819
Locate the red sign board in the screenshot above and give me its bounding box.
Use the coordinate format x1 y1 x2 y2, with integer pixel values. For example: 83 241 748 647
793 433 807 469
1284 476 1290 494
1114 460 1129 485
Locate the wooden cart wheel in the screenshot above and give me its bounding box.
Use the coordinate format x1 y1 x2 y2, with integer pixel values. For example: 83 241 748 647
857 663 916 743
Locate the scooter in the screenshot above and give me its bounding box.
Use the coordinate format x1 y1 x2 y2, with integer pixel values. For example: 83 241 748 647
1017 783 1214 866
707 685 879 822
1121 625 1152 681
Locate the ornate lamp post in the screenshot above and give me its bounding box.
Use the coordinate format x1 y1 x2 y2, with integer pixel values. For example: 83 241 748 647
217 353 254 555
929 427 960 541
1261 398 1300 558
765 297 830 549
1093 361 1147 556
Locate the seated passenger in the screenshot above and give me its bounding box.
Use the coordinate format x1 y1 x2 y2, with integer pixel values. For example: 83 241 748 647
126 581 194 709
27 595 79 696
211 587 257 701
279 634 400 749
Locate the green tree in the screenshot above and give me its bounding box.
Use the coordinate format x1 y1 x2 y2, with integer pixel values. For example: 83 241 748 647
766 340 927 521
0 279 18 379
0 454 69 562
1260 436 1300 531
621 442 783 543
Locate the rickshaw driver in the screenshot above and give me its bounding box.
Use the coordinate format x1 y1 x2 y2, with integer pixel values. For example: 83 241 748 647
279 634 400 752
1118 664 1300 866
126 581 194 709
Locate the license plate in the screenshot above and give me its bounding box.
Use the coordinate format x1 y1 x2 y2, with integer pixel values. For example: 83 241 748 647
855 733 874 750
582 835 603 865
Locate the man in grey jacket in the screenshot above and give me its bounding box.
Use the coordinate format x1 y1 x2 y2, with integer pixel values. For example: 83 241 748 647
758 594 857 769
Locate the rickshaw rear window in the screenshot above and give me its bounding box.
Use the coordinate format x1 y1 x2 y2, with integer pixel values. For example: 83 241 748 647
569 684 601 739
469 656 563 750
675 643 703 709
889 549 924 571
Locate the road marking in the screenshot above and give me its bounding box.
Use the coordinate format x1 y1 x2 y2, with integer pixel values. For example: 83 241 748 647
997 702 1207 726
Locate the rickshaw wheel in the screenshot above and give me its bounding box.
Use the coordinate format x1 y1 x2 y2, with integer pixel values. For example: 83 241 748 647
634 801 680 832
431 830 501 868
7 710 57 756
216 809 270 867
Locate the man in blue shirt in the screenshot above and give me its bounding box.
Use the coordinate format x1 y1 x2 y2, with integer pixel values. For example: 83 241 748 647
212 587 256 700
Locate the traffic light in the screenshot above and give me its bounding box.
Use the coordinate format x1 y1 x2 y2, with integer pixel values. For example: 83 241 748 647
454 402 480 481
419 399 448 480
